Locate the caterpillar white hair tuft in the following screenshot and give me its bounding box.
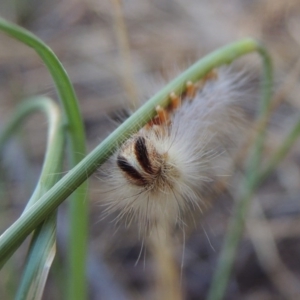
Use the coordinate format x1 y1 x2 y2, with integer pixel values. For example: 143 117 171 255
100 67 254 234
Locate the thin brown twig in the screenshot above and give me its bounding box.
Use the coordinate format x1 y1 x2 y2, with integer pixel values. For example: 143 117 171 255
247 199 300 300
110 0 139 110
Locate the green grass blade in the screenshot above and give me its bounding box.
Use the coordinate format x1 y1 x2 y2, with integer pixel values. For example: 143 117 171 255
207 67 300 300
0 18 87 300
259 117 300 181
0 97 64 299
16 214 57 300
0 38 264 267
17 99 63 300
207 43 273 300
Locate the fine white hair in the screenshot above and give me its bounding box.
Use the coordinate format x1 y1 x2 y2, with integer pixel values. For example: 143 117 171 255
100 67 254 234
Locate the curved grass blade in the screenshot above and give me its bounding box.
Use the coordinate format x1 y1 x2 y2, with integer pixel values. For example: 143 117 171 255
0 18 87 300
207 41 273 300
0 97 64 300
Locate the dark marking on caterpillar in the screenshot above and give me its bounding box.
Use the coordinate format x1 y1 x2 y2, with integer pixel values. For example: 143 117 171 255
134 136 153 174
117 156 146 186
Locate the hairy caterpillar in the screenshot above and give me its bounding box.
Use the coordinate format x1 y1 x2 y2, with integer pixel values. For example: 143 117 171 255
101 67 252 233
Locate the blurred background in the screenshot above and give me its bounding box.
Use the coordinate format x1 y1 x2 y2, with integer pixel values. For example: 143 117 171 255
1 0 300 299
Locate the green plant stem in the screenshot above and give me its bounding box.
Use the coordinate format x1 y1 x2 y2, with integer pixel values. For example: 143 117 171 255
17 214 57 300
0 97 63 300
259 118 300 181
0 17 87 300
0 38 265 266
207 43 273 300
207 111 300 300
0 99 59 154
2 97 63 300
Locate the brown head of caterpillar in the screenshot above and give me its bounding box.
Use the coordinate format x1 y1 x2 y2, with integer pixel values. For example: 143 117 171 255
117 135 166 187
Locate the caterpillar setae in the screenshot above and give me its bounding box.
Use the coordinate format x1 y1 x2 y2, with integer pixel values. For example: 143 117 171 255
101 67 252 234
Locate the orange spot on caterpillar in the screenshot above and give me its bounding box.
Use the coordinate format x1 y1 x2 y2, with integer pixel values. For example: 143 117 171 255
169 92 181 110
186 81 196 99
